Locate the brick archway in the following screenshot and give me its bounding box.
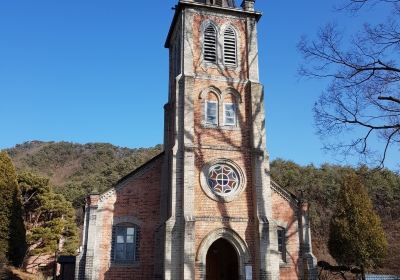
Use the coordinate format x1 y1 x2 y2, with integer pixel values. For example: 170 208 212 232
206 238 239 280
196 228 251 280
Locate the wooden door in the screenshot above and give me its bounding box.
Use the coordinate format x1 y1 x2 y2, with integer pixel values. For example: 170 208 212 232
206 238 239 280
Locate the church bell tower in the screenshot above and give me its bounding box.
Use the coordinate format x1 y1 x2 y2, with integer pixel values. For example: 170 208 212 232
74 1 316 279
160 0 288 279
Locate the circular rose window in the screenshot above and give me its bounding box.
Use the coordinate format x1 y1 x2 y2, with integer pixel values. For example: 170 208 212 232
207 163 240 197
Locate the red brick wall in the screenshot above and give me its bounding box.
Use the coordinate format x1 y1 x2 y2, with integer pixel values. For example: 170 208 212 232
192 14 248 80
190 12 260 279
193 148 257 278
272 191 302 280
95 156 163 280
194 81 250 148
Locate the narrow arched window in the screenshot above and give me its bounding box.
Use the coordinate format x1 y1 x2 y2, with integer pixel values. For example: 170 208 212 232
204 24 217 63
223 92 238 126
205 101 218 125
277 227 287 262
111 223 140 263
204 92 219 125
223 27 237 66
223 103 236 126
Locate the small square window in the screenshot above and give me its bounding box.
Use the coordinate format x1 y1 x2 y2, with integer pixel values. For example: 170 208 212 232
117 236 124 244
127 228 135 235
126 235 134 243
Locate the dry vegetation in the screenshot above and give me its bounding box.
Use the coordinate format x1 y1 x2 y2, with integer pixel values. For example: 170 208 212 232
0 266 45 280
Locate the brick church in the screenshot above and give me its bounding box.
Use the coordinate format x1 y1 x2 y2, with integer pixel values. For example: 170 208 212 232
75 0 317 279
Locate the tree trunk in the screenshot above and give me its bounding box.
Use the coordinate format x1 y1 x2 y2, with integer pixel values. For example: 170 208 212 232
361 265 366 280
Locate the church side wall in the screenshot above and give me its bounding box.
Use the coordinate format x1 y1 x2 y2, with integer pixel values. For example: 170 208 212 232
94 156 164 280
271 191 301 280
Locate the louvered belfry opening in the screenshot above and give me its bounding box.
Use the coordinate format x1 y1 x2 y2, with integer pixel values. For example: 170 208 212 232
224 27 237 66
204 24 217 63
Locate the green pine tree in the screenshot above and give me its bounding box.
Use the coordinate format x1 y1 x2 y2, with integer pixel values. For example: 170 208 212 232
18 172 79 259
329 172 388 278
0 152 26 266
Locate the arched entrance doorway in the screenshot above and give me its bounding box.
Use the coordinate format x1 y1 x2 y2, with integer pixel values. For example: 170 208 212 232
206 238 239 280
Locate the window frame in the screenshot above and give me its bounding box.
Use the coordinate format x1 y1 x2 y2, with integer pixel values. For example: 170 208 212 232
223 27 237 67
112 223 140 264
200 158 247 203
277 227 287 263
205 100 219 126
203 24 218 64
223 103 237 126
207 163 240 197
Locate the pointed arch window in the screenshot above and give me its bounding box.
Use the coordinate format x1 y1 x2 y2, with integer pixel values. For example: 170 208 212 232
223 27 237 66
204 24 217 63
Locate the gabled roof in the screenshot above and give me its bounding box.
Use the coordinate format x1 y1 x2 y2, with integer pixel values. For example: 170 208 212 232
116 152 165 186
270 179 299 207
99 152 165 201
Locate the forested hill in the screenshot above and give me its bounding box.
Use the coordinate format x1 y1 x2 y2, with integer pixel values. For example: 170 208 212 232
270 160 400 275
5 141 162 208
3 141 400 274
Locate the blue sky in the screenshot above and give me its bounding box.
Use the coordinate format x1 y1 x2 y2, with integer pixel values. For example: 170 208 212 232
0 0 397 169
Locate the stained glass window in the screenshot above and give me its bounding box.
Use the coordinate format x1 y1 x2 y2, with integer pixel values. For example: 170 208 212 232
207 164 240 196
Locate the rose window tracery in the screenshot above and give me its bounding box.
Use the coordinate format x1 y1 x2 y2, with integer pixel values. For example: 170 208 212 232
207 164 240 196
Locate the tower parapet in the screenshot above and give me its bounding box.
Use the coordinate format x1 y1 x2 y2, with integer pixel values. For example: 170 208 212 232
185 0 236 8
241 0 255 11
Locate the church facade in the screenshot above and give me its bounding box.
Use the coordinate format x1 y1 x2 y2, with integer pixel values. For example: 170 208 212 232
75 0 317 279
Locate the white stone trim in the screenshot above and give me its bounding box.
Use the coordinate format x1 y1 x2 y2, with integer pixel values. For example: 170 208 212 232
200 19 220 67
98 154 163 203
223 86 242 103
195 74 248 84
199 85 222 100
112 216 143 227
270 180 299 207
220 23 241 70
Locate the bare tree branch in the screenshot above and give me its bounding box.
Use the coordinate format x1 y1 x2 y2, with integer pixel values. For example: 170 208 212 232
299 0 400 167
378 96 400 103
